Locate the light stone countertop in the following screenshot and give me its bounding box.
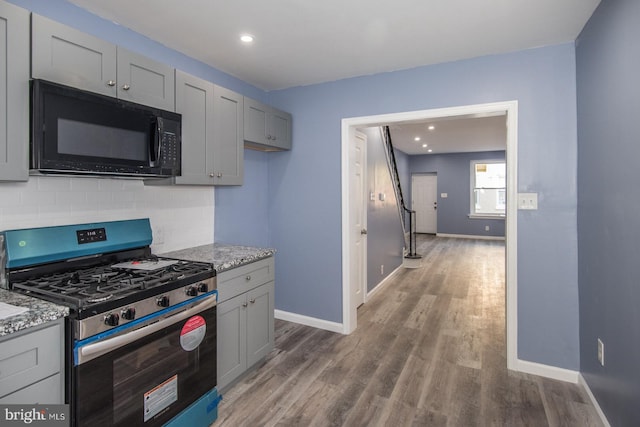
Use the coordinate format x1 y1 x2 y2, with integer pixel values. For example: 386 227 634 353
0 289 69 337
162 243 276 273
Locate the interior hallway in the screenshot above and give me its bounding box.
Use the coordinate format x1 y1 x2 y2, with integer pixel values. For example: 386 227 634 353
215 235 602 426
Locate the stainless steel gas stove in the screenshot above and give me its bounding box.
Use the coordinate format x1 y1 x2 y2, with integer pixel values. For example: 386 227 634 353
0 219 220 427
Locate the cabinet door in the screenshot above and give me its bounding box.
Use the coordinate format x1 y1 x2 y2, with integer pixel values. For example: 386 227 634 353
173 70 215 185
243 97 268 145
246 281 275 368
0 1 29 181
269 109 292 150
116 47 175 111
212 85 243 185
217 293 247 390
31 14 117 97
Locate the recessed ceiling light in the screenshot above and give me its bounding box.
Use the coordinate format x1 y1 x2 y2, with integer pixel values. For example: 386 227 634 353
240 34 254 43
414 137 421 141
428 149 433 153
422 143 427 148
428 125 435 131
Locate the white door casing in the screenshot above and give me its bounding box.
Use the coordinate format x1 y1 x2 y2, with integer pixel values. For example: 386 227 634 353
342 101 520 376
349 130 367 310
412 174 438 233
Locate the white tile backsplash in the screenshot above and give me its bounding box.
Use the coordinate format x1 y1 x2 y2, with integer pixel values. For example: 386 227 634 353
0 176 214 254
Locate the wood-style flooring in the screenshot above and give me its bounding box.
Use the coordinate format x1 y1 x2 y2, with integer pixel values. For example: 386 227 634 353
214 235 602 426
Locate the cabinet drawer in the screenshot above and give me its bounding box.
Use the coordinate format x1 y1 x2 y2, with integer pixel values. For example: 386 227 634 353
0 322 62 398
217 258 274 302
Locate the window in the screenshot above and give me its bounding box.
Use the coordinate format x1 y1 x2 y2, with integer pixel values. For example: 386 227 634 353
470 160 506 217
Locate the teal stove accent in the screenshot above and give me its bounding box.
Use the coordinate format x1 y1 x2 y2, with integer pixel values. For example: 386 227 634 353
1 218 153 269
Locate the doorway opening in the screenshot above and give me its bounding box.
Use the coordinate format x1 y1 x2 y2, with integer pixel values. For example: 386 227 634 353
341 101 518 370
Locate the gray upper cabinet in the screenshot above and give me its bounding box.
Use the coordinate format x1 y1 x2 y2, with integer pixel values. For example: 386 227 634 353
32 14 117 97
115 47 174 111
32 14 174 111
244 97 292 151
212 85 243 185
0 1 29 181
148 71 242 186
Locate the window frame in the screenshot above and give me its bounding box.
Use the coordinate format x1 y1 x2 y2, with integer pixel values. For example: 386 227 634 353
469 159 506 219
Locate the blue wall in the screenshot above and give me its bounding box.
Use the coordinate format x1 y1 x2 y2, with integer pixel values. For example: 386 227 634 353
577 0 640 425
363 127 404 293
409 151 506 237
269 43 579 369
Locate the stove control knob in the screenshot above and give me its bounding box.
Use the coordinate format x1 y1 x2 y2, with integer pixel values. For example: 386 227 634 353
185 286 198 297
197 282 209 293
121 307 136 320
104 313 120 326
157 295 170 308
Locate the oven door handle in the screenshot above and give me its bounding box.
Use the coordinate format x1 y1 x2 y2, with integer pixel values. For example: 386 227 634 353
78 295 216 364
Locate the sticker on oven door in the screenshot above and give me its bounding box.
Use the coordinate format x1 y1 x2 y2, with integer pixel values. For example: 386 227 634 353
144 374 178 422
180 315 206 351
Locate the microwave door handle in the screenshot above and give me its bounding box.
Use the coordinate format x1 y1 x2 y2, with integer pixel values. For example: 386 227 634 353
78 295 217 364
150 117 163 167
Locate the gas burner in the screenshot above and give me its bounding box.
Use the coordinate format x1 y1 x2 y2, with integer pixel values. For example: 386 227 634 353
86 294 114 303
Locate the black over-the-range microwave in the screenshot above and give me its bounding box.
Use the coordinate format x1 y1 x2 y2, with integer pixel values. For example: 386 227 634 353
30 79 181 178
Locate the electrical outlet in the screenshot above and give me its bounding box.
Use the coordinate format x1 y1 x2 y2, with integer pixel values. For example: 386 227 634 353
380 265 384 275
485 225 490 231
597 338 604 366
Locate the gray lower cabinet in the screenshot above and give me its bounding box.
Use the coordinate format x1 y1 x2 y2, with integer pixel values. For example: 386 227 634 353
244 97 292 151
32 14 175 111
148 71 243 186
0 1 29 181
0 318 64 404
217 258 275 391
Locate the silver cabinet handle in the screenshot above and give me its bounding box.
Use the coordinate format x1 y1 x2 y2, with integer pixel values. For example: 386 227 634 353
122 84 131 91
249 298 256 304
217 173 222 178
107 80 116 87
242 302 248 308
209 173 215 177
245 275 251 281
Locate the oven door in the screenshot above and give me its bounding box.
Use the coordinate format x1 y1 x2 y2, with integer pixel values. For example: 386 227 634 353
72 293 217 427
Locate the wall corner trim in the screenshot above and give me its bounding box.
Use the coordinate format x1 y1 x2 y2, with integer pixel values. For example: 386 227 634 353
512 358 579 383
578 374 612 427
274 310 345 334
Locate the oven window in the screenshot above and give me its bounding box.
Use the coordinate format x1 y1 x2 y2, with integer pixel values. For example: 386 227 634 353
112 333 191 424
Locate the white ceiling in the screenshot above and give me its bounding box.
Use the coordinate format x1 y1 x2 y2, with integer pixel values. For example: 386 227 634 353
67 0 599 155
388 113 507 155
68 0 600 91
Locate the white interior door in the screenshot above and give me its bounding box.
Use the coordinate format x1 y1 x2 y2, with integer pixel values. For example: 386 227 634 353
412 174 438 234
350 131 367 309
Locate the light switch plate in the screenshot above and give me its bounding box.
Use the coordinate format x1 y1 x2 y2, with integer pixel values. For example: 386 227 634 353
441 193 448 198
518 193 538 210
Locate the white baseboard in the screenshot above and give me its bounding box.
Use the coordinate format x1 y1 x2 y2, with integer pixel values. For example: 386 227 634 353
579 374 611 427
436 233 505 241
366 264 403 301
512 358 579 383
274 309 344 334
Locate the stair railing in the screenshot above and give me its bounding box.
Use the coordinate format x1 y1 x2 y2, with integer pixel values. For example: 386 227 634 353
381 126 420 259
